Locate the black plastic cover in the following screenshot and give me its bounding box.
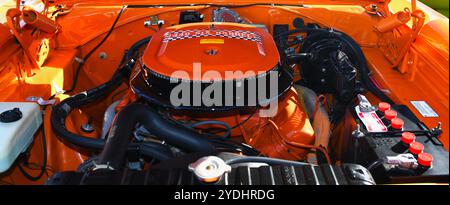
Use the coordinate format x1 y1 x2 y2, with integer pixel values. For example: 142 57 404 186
45 164 375 185
0 108 22 123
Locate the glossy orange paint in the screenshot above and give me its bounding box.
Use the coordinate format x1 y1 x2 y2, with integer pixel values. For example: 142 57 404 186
22 9 61 34
241 88 316 161
374 9 411 33
0 0 448 184
5 8 40 75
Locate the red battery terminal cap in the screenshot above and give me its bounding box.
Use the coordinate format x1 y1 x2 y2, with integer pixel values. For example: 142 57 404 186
378 102 391 112
409 141 424 155
390 118 404 130
418 152 433 167
384 110 397 120
401 132 416 144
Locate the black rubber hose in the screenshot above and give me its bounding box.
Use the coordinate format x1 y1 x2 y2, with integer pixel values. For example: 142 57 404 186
51 36 152 149
75 141 173 172
118 36 152 79
97 103 216 169
136 142 174 161
51 71 124 150
126 36 151 59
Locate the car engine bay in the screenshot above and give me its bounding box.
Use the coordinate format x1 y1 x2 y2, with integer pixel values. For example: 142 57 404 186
0 1 448 185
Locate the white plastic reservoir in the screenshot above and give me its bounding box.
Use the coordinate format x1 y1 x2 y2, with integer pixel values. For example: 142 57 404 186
0 102 42 173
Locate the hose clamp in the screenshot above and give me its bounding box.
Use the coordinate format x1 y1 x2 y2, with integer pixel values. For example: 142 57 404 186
91 161 115 171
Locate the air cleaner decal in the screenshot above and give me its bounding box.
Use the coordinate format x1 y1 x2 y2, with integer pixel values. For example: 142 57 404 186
163 29 262 44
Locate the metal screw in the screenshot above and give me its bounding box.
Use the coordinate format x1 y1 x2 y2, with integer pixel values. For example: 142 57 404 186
206 49 218 56
81 117 95 133
436 122 442 130
99 52 107 60
371 4 378 11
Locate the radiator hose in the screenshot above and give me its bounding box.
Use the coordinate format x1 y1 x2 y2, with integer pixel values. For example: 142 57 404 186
97 103 216 169
50 71 172 161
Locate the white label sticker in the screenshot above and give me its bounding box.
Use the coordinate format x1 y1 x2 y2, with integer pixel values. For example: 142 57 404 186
410 101 438 117
355 106 388 133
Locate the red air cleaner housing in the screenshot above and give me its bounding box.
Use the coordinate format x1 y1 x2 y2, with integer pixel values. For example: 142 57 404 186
131 22 291 110
141 22 279 80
